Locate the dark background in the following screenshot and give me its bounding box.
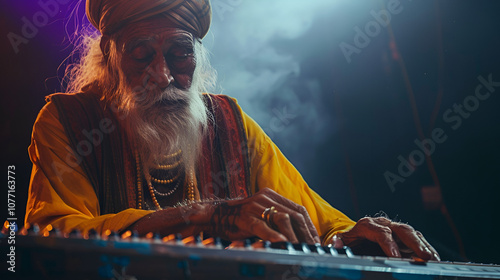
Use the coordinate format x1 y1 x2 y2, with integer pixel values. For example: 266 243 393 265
1 0 499 264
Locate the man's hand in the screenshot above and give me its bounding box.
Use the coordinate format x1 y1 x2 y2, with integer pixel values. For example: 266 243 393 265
131 188 320 244
332 217 440 261
208 188 320 244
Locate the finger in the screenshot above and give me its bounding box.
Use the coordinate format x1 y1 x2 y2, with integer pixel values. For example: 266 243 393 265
243 217 288 243
370 228 401 258
390 224 433 260
258 188 320 243
346 220 401 258
331 234 344 249
223 195 300 243
288 212 317 244
261 188 321 242
374 217 437 260
416 231 441 261
293 207 321 244
212 200 285 242
271 212 299 243
263 199 317 244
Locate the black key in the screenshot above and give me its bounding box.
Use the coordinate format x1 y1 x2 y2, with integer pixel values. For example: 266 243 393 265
153 232 162 241
337 246 354 258
214 237 223 247
308 243 326 255
175 233 183 242
69 229 82 238
322 245 339 256
49 227 62 237
291 243 311 253
87 229 99 239
195 235 203 244
108 231 120 240
28 224 40 235
244 239 252 248
270 242 294 252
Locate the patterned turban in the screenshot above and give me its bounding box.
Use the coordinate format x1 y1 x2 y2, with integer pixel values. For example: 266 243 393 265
86 0 211 38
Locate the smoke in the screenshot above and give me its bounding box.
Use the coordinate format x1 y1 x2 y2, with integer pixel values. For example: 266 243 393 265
205 0 343 166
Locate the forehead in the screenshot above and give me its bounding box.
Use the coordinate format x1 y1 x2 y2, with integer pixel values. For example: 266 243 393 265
116 16 194 48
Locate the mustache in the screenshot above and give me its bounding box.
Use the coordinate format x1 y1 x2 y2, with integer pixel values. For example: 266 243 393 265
132 85 191 109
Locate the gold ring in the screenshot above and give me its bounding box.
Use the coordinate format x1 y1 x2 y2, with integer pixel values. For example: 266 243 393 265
261 206 278 227
261 207 271 220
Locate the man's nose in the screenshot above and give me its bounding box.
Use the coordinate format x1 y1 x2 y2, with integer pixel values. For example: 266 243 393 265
149 55 174 90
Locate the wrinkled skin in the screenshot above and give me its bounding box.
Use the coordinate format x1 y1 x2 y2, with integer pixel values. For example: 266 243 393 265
332 216 440 261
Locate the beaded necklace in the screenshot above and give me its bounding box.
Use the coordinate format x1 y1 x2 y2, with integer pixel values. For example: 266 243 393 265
134 150 195 210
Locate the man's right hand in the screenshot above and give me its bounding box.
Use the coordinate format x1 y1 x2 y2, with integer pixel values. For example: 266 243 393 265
206 188 320 244
131 188 320 244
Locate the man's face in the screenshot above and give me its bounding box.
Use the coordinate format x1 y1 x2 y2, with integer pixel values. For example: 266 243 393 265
116 16 196 95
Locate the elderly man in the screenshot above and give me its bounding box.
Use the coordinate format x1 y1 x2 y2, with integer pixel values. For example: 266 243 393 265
25 0 439 261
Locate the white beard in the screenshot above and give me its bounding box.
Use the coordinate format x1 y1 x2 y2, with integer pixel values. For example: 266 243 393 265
117 83 208 174
64 32 216 176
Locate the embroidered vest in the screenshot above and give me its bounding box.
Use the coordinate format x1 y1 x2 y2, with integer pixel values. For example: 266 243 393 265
48 91 251 214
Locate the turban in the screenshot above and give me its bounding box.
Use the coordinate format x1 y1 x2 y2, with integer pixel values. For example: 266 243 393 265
86 0 211 38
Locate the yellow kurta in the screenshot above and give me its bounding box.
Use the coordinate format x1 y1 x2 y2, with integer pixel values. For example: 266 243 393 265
25 95 355 244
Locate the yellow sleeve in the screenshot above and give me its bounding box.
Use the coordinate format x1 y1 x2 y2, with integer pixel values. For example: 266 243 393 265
232 98 356 244
25 101 152 234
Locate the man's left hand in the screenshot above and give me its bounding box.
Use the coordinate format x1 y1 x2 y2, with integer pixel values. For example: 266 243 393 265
331 217 440 261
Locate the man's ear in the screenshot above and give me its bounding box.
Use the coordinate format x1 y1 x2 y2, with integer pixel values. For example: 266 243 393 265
100 35 111 61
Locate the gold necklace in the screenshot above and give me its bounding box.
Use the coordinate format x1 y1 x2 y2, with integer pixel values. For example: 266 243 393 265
151 151 182 183
155 160 182 170
154 150 182 170
163 149 181 159
134 150 196 210
186 168 195 201
151 171 180 184
134 150 144 209
153 179 182 197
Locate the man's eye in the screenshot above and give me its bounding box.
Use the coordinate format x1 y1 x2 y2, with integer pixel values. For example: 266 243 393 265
134 53 153 63
168 52 194 61
131 47 153 62
136 56 153 63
